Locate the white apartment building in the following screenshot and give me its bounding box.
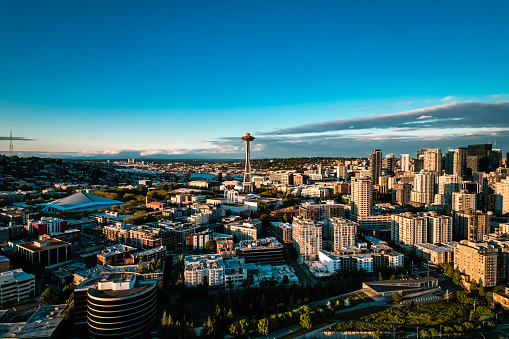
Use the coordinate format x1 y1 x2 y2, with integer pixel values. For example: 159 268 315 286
400 154 410 172
391 213 427 250
415 242 456 265
292 217 322 262
434 175 462 209
451 191 477 212
384 252 404 268
495 178 509 215
351 177 372 222
184 254 225 287
423 148 442 172
188 212 210 226
318 250 341 273
223 219 261 241
421 212 453 243
330 217 357 251
411 172 435 206
0 269 35 307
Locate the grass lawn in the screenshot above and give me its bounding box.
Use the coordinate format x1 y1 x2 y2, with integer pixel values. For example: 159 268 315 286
362 301 470 327
334 306 389 320
281 322 330 339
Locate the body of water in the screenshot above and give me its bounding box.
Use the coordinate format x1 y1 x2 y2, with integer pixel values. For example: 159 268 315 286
116 168 216 179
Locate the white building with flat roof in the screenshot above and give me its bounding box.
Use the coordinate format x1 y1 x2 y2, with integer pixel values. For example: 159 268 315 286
292 217 322 262
0 269 35 307
184 254 225 287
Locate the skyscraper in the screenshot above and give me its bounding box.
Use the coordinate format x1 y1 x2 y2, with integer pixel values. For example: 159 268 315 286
292 217 322 262
351 177 372 222
369 149 382 185
385 153 395 176
423 148 442 172
400 154 410 172
241 133 255 192
411 172 435 206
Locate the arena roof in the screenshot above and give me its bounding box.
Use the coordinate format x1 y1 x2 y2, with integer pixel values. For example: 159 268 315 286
42 192 122 213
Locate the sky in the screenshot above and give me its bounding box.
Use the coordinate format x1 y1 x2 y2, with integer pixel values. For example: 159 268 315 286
1 0 508 159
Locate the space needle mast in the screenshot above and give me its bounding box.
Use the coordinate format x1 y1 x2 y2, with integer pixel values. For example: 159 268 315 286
241 133 255 192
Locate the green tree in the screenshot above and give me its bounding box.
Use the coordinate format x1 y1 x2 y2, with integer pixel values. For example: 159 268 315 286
202 316 217 338
300 312 313 329
470 279 479 291
258 318 270 335
204 240 216 253
239 319 249 335
392 292 402 304
453 270 463 286
478 284 486 297
39 288 59 306
429 328 439 338
283 275 290 284
379 272 383 281
229 322 240 337
372 330 382 339
443 326 454 334
396 331 408 339
419 329 430 338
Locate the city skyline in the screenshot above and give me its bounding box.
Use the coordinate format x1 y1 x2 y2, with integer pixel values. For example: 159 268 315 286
1 0 508 159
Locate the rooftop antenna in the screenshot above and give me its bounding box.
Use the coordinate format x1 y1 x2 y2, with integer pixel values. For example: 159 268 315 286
9 124 13 157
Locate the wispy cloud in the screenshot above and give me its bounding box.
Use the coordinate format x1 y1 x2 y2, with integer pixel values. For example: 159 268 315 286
492 94 509 98
441 96 454 101
0 136 35 141
417 115 433 120
396 101 416 105
263 101 509 135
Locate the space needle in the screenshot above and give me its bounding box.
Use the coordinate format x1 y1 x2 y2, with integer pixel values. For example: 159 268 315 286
241 133 255 192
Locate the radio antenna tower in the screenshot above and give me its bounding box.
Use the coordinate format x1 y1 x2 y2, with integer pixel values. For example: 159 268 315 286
9 125 13 157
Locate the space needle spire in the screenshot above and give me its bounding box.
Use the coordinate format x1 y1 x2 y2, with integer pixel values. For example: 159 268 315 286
241 133 255 192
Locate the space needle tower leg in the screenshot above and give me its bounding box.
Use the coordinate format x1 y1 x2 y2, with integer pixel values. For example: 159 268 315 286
241 133 255 192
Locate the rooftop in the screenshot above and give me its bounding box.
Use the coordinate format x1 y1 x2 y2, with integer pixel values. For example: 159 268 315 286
14 304 67 338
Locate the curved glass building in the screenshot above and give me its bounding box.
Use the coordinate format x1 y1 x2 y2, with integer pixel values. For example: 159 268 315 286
77 273 157 339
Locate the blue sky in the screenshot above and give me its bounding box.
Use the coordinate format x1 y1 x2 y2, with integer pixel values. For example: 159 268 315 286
1 0 508 159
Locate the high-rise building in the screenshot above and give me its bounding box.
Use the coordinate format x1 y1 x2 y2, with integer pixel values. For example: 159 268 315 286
400 154 410 172
351 177 372 222
444 150 455 175
292 217 322 262
464 144 502 177
370 149 382 185
330 217 357 251
75 273 158 339
411 172 435 206
421 212 453 243
299 201 344 222
453 210 490 242
391 213 427 251
385 153 395 176
495 177 509 215
451 190 477 212
393 182 412 206
423 148 442 173
454 240 498 287
435 174 462 209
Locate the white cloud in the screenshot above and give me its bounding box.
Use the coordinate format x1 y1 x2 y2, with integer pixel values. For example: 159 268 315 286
492 94 509 98
441 96 454 101
417 115 433 120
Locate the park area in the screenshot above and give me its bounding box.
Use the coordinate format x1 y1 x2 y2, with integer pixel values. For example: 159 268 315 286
362 301 471 327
